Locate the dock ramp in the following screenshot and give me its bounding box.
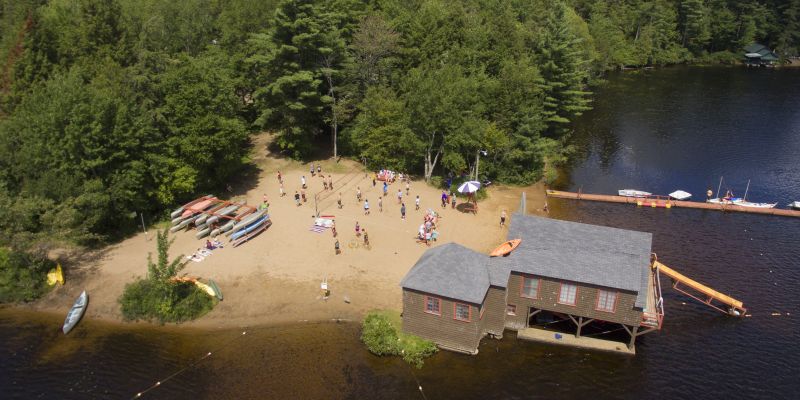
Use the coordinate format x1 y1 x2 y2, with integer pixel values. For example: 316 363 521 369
653 260 747 317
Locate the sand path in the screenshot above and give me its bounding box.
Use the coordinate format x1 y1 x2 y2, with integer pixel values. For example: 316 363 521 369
31 133 548 328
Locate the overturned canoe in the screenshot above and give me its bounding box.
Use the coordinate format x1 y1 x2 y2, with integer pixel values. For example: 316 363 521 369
63 291 88 335
226 209 267 237
489 239 522 257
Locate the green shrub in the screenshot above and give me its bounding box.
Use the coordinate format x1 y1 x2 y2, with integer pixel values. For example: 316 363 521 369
118 229 215 323
361 310 438 368
0 248 55 303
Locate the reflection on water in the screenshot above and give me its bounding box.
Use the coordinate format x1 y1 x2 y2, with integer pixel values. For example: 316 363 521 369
3 67 800 399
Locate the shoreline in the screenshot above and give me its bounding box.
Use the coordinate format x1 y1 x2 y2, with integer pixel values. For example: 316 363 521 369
16 133 550 332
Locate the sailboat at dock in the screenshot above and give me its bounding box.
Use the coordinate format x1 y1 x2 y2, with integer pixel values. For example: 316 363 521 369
707 177 777 209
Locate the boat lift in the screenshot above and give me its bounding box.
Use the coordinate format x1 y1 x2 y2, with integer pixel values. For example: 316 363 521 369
652 255 747 317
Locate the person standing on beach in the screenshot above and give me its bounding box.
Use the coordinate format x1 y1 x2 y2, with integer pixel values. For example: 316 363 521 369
301 189 307 203
338 192 343 209
310 164 315 177
451 192 456 209
401 202 406 219
441 190 448 208
323 177 328 190
335 239 340 255
406 181 410 195
294 191 301 206
383 181 388 197
372 177 376 187
301 175 306 189
277 171 282 184
415 195 420 211
397 189 403 204
317 165 322 175
364 199 370 215
328 175 333 190
363 229 369 246
378 196 383 212
357 187 362 202
500 210 507 227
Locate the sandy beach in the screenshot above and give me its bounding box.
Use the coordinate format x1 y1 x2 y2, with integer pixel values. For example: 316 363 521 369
28 133 548 329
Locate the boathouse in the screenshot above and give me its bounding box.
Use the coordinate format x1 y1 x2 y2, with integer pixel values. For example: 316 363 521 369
400 214 664 355
743 43 779 67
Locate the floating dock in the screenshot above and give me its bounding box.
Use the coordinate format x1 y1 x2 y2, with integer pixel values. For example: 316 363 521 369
653 260 747 316
546 190 800 218
517 327 635 355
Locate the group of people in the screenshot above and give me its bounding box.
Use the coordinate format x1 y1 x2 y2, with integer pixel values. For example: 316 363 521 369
418 210 440 246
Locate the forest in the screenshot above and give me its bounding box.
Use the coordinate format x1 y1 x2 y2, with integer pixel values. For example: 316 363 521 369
0 0 797 247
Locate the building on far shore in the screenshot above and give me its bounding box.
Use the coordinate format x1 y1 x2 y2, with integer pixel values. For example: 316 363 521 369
400 213 664 355
744 43 779 67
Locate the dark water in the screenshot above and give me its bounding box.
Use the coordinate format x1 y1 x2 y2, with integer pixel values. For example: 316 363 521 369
3 67 800 399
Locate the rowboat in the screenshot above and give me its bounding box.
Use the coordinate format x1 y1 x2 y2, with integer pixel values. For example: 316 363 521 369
63 291 88 335
668 190 692 201
490 239 522 257
231 216 269 241
171 195 214 219
232 219 271 247
226 209 267 237
618 189 651 198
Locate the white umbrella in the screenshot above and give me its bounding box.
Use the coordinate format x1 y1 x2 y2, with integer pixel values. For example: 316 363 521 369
457 181 481 194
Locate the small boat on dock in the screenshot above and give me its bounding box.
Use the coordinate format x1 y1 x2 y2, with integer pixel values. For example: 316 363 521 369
789 201 800 210
618 189 652 198
707 178 776 209
63 291 88 335
668 190 692 201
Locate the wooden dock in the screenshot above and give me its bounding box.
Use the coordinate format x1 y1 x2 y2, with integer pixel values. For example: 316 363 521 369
546 190 800 218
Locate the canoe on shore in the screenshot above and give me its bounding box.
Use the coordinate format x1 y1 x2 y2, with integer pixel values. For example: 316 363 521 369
63 291 88 335
489 239 522 257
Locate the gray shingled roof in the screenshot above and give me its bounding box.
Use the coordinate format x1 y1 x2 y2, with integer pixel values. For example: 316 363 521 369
400 243 490 304
489 214 652 308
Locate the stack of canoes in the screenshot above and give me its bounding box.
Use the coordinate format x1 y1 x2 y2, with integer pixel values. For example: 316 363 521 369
231 216 271 247
195 203 242 239
170 196 219 233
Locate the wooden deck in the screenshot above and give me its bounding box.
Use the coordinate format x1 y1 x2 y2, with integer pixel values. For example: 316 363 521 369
546 190 800 218
517 327 635 355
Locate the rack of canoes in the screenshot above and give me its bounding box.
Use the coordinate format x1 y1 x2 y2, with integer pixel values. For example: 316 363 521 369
168 195 271 246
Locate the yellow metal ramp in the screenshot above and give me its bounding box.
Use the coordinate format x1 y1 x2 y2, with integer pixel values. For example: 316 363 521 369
653 261 746 316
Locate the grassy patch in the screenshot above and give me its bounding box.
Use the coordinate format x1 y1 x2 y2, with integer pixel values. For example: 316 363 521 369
361 310 438 368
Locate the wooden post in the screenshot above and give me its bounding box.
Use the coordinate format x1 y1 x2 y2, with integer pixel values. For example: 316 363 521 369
628 325 639 349
576 316 583 338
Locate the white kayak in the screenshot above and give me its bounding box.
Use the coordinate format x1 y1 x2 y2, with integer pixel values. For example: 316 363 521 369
618 189 652 198
63 291 88 335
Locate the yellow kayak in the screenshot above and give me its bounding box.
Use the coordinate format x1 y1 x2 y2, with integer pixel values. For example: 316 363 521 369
47 263 64 286
194 281 216 297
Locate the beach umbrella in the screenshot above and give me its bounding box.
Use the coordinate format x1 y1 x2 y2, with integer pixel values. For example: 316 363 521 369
457 181 481 194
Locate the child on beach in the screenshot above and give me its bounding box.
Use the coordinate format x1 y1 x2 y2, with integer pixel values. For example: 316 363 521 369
338 192 343 209
301 175 307 189
310 164 315 177
441 191 448 208
277 171 282 184
364 199 370 215
355 221 361 236
415 195 420 211
500 210 507 226
317 165 322 175
383 181 388 197
406 181 410 195
401 203 406 219
323 178 328 190
357 187 362 201
363 230 369 246
301 189 307 203
294 191 301 206
280 183 285 197
328 175 333 190
332 222 337 237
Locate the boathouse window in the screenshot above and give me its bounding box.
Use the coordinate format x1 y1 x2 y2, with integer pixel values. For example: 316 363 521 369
425 296 441 315
595 290 618 313
521 277 541 299
558 283 578 306
454 303 471 322
506 304 517 316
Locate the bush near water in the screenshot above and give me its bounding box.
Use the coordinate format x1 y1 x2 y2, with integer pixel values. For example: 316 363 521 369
0 248 55 303
119 230 215 323
361 311 438 368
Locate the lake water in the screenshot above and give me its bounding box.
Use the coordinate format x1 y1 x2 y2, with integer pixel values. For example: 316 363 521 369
2 66 799 399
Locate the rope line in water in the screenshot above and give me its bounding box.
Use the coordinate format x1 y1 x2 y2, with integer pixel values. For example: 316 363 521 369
131 331 248 399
